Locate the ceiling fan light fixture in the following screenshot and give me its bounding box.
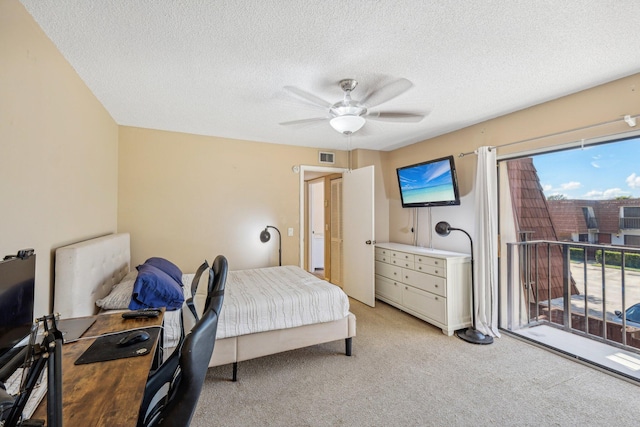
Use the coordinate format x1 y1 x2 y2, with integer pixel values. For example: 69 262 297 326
330 115 365 135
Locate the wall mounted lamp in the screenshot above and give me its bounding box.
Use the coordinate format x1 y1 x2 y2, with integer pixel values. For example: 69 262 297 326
435 221 493 345
260 225 282 266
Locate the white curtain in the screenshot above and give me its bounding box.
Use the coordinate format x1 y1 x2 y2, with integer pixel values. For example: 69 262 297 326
474 146 500 337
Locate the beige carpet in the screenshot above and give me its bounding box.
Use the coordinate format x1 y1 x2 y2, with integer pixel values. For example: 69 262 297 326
192 299 638 426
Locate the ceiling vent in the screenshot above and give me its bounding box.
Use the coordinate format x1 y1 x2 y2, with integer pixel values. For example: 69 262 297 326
319 151 335 164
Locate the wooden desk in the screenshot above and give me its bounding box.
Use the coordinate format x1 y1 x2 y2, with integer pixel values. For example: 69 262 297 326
32 311 164 426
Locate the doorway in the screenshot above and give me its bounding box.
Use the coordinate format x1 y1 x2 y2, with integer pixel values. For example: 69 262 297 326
308 178 325 278
299 165 347 286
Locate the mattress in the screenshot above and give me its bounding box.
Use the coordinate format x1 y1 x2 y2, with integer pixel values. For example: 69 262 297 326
167 266 350 346
214 266 350 340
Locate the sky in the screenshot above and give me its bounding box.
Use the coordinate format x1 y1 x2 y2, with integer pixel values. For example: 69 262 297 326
532 137 640 200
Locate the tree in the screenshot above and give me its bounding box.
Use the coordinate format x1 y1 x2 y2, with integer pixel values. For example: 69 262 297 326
547 194 567 200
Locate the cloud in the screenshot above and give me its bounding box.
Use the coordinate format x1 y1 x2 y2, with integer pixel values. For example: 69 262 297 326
626 173 640 189
560 181 581 190
583 188 630 200
583 190 603 199
591 162 600 168
544 181 581 194
603 188 628 198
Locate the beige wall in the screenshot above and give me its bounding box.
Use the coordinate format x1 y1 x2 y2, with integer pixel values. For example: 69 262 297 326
0 1 119 316
118 126 348 272
5 0 640 317
384 73 640 253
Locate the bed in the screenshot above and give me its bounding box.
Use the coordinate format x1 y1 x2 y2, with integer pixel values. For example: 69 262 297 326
53 233 356 380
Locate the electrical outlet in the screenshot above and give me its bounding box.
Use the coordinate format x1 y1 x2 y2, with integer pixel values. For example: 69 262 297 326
288 227 294 237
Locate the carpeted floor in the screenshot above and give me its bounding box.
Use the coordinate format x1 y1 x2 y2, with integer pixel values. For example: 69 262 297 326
192 299 639 426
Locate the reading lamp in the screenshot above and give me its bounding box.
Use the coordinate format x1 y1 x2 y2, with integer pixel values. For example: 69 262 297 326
260 225 282 266
435 221 493 345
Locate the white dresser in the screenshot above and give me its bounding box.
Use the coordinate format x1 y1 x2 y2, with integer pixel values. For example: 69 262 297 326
375 242 472 336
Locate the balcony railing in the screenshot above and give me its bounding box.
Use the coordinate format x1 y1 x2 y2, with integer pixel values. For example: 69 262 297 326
505 240 640 353
620 217 640 229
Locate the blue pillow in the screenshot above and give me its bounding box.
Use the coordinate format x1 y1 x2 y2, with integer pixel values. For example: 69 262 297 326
129 263 185 311
143 257 183 286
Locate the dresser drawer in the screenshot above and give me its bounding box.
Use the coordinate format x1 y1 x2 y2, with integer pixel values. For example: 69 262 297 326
389 257 414 269
375 261 401 281
402 285 446 324
402 269 446 297
413 262 445 278
375 274 402 303
415 255 446 269
375 251 389 263
376 247 390 258
390 250 414 264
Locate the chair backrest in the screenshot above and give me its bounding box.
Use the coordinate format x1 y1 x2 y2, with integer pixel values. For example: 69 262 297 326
183 260 211 331
204 255 227 314
138 255 227 427
157 303 220 425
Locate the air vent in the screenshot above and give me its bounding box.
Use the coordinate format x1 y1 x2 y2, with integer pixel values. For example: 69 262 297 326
319 151 335 164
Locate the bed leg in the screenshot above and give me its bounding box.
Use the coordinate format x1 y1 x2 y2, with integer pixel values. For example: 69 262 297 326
232 362 238 382
345 337 352 356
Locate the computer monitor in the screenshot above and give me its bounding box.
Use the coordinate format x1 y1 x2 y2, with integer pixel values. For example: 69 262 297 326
0 254 35 367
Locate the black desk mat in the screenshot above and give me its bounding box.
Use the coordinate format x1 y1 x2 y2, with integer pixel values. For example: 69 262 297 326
74 327 160 365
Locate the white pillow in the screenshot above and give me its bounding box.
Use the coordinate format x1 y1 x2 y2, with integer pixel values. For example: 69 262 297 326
96 271 137 310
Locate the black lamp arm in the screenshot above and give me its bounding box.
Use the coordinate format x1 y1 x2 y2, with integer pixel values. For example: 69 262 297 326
265 225 282 266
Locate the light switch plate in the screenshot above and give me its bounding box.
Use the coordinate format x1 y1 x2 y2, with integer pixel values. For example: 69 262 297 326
288 227 294 236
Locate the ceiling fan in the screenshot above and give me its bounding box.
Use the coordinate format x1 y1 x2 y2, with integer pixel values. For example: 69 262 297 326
280 78 427 135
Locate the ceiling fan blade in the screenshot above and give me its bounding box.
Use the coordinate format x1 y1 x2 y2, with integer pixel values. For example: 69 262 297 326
366 111 426 123
283 86 333 109
279 117 328 126
360 78 414 108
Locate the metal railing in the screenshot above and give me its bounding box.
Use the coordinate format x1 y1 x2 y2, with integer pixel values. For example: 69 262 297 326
620 217 640 229
506 240 640 353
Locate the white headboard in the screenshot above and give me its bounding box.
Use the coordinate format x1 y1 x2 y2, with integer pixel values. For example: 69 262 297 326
54 233 131 318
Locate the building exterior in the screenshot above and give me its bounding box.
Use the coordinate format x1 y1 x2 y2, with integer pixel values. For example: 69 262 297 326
547 198 640 246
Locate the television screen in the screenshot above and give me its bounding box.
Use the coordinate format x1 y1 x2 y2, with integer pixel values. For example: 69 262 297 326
0 254 35 366
396 155 461 208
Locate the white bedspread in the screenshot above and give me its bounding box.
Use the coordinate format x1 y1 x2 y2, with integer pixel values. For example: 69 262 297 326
215 266 350 340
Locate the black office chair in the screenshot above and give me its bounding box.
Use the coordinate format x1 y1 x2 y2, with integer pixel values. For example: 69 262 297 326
138 255 227 427
206 255 227 310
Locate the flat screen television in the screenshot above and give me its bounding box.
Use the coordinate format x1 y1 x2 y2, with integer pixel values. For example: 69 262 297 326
396 155 461 208
0 254 35 367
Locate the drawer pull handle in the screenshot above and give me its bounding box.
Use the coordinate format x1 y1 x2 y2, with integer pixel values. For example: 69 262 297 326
435 297 438 300
434 270 438 274
418 266 422 270
435 285 438 288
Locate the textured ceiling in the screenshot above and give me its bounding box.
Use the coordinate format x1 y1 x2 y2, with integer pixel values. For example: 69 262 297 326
19 1 640 151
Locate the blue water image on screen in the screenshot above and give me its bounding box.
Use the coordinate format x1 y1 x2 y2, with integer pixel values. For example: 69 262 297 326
398 159 456 204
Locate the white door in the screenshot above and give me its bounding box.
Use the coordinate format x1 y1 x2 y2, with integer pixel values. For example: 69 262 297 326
342 165 375 307
309 180 325 271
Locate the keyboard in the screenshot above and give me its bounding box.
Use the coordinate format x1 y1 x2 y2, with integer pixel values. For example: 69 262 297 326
4 366 47 420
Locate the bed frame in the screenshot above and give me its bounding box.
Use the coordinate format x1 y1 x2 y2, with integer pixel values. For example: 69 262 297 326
54 233 356 380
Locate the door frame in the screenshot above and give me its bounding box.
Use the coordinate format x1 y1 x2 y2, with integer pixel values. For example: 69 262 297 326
299 165 348 268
